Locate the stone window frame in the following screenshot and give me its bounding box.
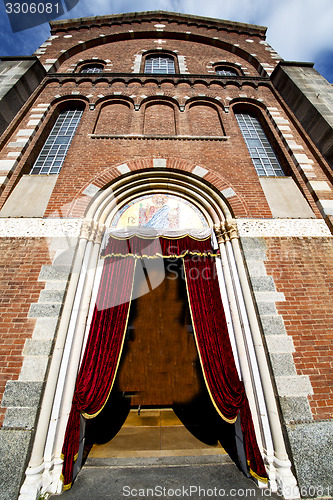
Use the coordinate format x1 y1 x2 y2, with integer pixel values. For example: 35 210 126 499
141 50 179 74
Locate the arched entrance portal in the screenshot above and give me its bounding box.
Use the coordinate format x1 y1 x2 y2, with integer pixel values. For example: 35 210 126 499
19 167 299 499
79 191 239 466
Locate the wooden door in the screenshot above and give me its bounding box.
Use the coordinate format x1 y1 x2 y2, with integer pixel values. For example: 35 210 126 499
116 259 202 406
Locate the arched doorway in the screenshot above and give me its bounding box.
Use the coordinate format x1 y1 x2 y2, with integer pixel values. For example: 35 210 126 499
80 192 238 464
20 167 298 498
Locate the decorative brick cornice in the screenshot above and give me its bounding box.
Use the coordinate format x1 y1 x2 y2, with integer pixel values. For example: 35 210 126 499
50 11 267 38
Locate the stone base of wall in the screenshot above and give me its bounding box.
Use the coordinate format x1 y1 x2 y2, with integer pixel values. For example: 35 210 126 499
286 420 333 496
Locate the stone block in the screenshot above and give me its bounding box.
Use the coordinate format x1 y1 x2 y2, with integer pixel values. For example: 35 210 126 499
38 289 66 304
32 318 58 340
250 276 276 292
254 291 285 303
153 158 166 167
240 237 267 250
45 280 67 291
257 302 277 315
245 260 267 277
192 165 208 177
18 356 49 381
260 315 286 335
259 177 315 218
270 353 297 376
23 339 52 356
28 303 62 318
38 264 70 281
276 375 313 397
279 396 313 422
265 335 295 353
51 248 75 274
242 248 267 261
286 421 333 492
1 381 43 408
0 429 33 500
48 236 78 252
221 187 236 199
0 174 58 217
3 406 38 430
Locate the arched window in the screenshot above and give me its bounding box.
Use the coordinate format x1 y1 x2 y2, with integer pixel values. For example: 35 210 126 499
235 112 284 176
144 55 175 74
30 107 83 175
80 64 104 73
215 66 238 76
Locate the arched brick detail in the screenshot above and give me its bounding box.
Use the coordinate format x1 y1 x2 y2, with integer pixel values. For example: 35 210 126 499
66 157 249 218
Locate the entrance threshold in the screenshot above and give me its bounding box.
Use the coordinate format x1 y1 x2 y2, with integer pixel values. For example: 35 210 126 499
88 408 227 459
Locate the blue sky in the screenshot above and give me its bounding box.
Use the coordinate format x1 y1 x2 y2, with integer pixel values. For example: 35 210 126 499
0 0 333 82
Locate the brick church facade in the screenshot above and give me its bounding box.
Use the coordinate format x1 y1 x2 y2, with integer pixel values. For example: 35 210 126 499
0 11 332 500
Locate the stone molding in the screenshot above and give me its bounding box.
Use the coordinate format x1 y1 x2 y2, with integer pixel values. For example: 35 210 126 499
236 218 331 237
0 218 82 238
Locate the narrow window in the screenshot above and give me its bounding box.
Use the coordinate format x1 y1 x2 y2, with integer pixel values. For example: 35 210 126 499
215 66 238 76
80 64 104 73
235 112 285 176
144 55 175 74
30 108 83 175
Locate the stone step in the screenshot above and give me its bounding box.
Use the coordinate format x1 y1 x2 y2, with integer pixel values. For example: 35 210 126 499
85 453 232 468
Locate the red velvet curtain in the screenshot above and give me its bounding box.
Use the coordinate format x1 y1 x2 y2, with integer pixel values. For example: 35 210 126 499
183 254 267 482
61 233 267 488
61 252 136 489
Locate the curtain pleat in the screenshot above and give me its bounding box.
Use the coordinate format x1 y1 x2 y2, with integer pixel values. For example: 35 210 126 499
61 253 136 489
183 254 267 482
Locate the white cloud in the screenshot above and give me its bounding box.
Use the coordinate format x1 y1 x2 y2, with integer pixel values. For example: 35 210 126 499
0 0 332 80
263 0 333 62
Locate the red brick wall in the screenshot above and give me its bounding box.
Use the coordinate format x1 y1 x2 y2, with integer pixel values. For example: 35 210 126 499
144 102 176 135
0 19 328 219
95 102 132 135
0 239 51 426
264 237 333 420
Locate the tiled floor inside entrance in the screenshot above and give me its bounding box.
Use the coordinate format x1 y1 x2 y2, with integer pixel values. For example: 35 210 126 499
89 409 227 458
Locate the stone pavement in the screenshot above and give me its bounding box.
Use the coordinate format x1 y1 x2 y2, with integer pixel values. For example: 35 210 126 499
53 455 282 500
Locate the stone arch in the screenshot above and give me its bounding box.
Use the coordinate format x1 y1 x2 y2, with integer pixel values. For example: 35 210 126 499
65 158 250 218
52 30 270 79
